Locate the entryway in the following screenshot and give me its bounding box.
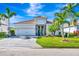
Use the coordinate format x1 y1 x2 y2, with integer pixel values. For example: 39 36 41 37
36 25 46 36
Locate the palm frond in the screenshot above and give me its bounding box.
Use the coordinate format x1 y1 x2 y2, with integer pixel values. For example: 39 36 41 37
55 13 63 19
0 14 6 20
61 6 67 10
9 12 16 18
67 3 72 9
72 3 79 8
3 14 8 18
6 8 10 15
64 20 70 24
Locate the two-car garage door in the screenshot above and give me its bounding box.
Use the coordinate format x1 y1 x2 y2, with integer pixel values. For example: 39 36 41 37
15 24 36 36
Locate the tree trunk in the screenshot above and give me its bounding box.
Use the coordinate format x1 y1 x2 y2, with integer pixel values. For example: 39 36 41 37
8 18 10 36
53 32 55 36
60 24 64 39
67 24 70 38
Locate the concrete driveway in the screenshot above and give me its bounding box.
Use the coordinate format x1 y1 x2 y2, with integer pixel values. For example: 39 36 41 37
0 37 39 48
0 38 79 56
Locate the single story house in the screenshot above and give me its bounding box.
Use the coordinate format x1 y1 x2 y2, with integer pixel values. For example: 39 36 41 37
14 16 52 36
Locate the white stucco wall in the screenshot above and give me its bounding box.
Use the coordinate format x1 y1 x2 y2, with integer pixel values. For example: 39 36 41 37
15 24 36 36
64 26 77 33
36 19 46 25
55 30 60 35
46 24 51 36
1 25 8 33
0 17 8 34
1 18 8 25
55 26 77 35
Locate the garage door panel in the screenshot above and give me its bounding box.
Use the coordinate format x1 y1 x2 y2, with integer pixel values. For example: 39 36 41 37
15 29 35 36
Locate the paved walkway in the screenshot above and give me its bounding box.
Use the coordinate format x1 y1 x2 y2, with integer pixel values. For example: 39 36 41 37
0 38 79 56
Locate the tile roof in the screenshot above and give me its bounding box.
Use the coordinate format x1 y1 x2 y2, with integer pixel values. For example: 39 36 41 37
15 20 52 24
15 20 35 24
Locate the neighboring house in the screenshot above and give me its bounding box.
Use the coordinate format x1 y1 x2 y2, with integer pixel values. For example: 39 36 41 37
14 16 52 36
55 20 79 35
0 17 8 34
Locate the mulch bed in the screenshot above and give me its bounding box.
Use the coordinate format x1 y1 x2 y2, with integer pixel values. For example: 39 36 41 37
62 39 70 42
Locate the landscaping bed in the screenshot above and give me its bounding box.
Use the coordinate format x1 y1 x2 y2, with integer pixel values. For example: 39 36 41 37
36 36 79 48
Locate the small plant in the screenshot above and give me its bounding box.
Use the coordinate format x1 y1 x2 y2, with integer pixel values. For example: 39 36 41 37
10 30 15 36
0 32 7 38
74 30 79 36
68 33 76 37
37 36 42 39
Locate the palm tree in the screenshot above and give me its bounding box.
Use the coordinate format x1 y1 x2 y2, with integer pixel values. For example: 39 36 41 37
62 3 79 37
55 11 68 39
62 3 78 20
3 8 16 36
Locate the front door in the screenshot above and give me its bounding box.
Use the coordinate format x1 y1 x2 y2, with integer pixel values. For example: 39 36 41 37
36 25 46 36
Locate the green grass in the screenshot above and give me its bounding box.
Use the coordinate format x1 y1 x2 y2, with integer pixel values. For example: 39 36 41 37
36 36 79 48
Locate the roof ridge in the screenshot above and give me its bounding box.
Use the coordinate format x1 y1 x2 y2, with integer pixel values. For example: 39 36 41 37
15 19 52 24
14 19 34 24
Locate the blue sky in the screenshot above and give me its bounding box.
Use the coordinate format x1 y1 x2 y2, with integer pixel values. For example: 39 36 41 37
0 3 79 24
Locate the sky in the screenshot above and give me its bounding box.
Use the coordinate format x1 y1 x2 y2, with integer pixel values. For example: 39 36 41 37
0 3 79 24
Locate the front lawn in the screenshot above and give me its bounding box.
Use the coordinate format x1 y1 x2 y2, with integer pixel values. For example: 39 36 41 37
36 36 79 48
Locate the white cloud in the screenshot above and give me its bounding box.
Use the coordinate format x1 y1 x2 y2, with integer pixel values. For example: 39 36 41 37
10 15 25 23
24 3 66 17
44 10 60 18
45 10 60 15
24 3 44 16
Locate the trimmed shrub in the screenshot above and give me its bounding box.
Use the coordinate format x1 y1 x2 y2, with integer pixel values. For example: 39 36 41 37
69 33 76 37
64 33 68 37
10 30 15 36
0 32 7 38
47 34 52 37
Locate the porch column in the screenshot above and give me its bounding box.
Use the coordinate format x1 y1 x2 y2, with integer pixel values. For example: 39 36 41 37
43 25 45 36
36 25 37 36
40 25 41 36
